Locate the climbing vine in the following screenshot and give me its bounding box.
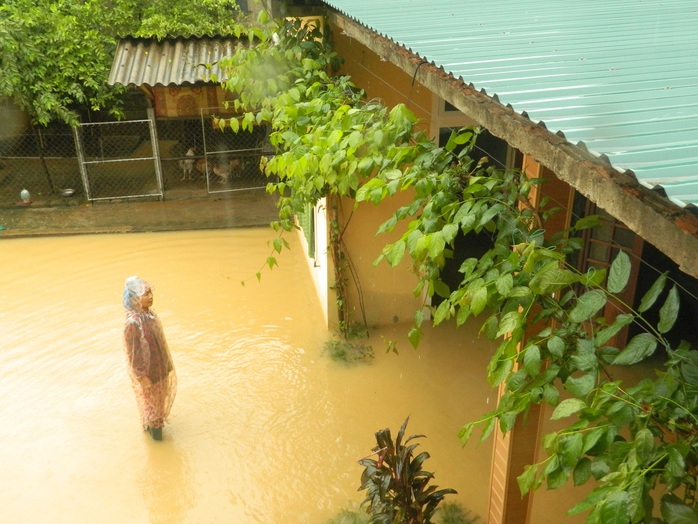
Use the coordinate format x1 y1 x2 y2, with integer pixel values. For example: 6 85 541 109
218 14 427 335
217 14 697 523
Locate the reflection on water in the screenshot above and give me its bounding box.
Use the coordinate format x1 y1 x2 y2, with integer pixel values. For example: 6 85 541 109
0 229 498 523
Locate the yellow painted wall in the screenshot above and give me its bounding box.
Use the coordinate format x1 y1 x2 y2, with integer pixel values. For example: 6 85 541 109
330 22 433 133
328 20 435 327
336 192 422 328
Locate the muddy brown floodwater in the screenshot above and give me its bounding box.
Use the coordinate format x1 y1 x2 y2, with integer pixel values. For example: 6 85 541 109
0 228 501 523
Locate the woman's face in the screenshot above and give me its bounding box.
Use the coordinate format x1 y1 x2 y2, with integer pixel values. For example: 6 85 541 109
139 289 153 309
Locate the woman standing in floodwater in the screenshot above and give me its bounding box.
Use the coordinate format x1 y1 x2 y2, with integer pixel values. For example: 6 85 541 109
122 276 177 441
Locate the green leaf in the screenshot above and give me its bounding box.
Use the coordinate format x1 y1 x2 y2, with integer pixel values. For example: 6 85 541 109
488 358 513 387
573 458 592 486
574 215 601 230
470 286 489 316
408 325 423 348
633 428 655 464
565 373 596 397
529 268 581 295
551 398 587 420
494 273 514 297
497 311 523 337
591 459 611 480
459 257 479 277
595 313 634 346
433 279 451 299
445 129 473 151
666 446 686 478
480 416 497 443
458 422 475 445
507 370 528 392
559 432 584 467
546 465 570 490
517 465 537 496
583 267 607 287
547 336 566 358
600 491 633 524
456 303 471 326
453 201 474 226
478 203 506 229
288 87 301 102
385 240 406 267
680 351 698 390
660 493 698 524
571 351 598 373
543 384 560 406
569 290 607 323
607 251 631 293
658 285 680 333
582 427 606 453
638 272 667 312
482 314 499 340
523 345 541 376
427 232 446 260
433 300 451 325
612 333 658 366
441 223 459 243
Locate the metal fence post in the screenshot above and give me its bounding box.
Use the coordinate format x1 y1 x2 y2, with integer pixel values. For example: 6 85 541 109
72 125 91 200
147 107 164 200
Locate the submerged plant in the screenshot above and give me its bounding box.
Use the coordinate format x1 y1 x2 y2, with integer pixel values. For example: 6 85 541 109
323 338 374 365
325 508 371 524
359 417 456 523
434 502 479 524
324 322 374 365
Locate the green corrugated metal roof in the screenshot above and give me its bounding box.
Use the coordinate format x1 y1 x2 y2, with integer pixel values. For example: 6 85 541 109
323 0 698 209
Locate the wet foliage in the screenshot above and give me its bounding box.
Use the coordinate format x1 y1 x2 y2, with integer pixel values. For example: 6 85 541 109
358 417 457 523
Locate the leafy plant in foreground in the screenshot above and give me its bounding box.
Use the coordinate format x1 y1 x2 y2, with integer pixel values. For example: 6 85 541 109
359 417 457 523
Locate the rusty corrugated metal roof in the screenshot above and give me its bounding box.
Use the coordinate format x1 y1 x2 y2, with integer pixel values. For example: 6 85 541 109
322 0 698 210
108 37 240 87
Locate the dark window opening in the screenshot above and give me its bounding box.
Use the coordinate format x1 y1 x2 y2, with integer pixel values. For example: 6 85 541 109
570 193 697 350
632 242 698 348
438 127 516 170
431 128 513 306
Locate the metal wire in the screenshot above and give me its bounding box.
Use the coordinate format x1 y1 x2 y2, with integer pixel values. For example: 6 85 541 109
0 108 272 206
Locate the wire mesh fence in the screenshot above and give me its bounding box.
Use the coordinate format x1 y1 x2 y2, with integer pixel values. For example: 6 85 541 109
75 119 162 201
200 108 271 194
0 108 274 207
0 122 82 206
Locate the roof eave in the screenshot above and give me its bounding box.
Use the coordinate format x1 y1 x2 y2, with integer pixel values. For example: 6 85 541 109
327 9 698 278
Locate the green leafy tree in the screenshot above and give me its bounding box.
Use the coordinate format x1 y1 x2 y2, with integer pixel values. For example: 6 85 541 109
0 0 249 126
216 14 697 522
133 0 246 41
0 0 124 125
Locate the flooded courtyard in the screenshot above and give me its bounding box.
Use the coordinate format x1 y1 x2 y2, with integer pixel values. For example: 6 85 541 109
0 228 500 523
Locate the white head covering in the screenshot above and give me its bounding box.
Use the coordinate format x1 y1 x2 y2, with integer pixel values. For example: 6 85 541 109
122 276 151 310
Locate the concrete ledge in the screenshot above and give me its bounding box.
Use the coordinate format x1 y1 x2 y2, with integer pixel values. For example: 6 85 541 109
0 190 279 239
